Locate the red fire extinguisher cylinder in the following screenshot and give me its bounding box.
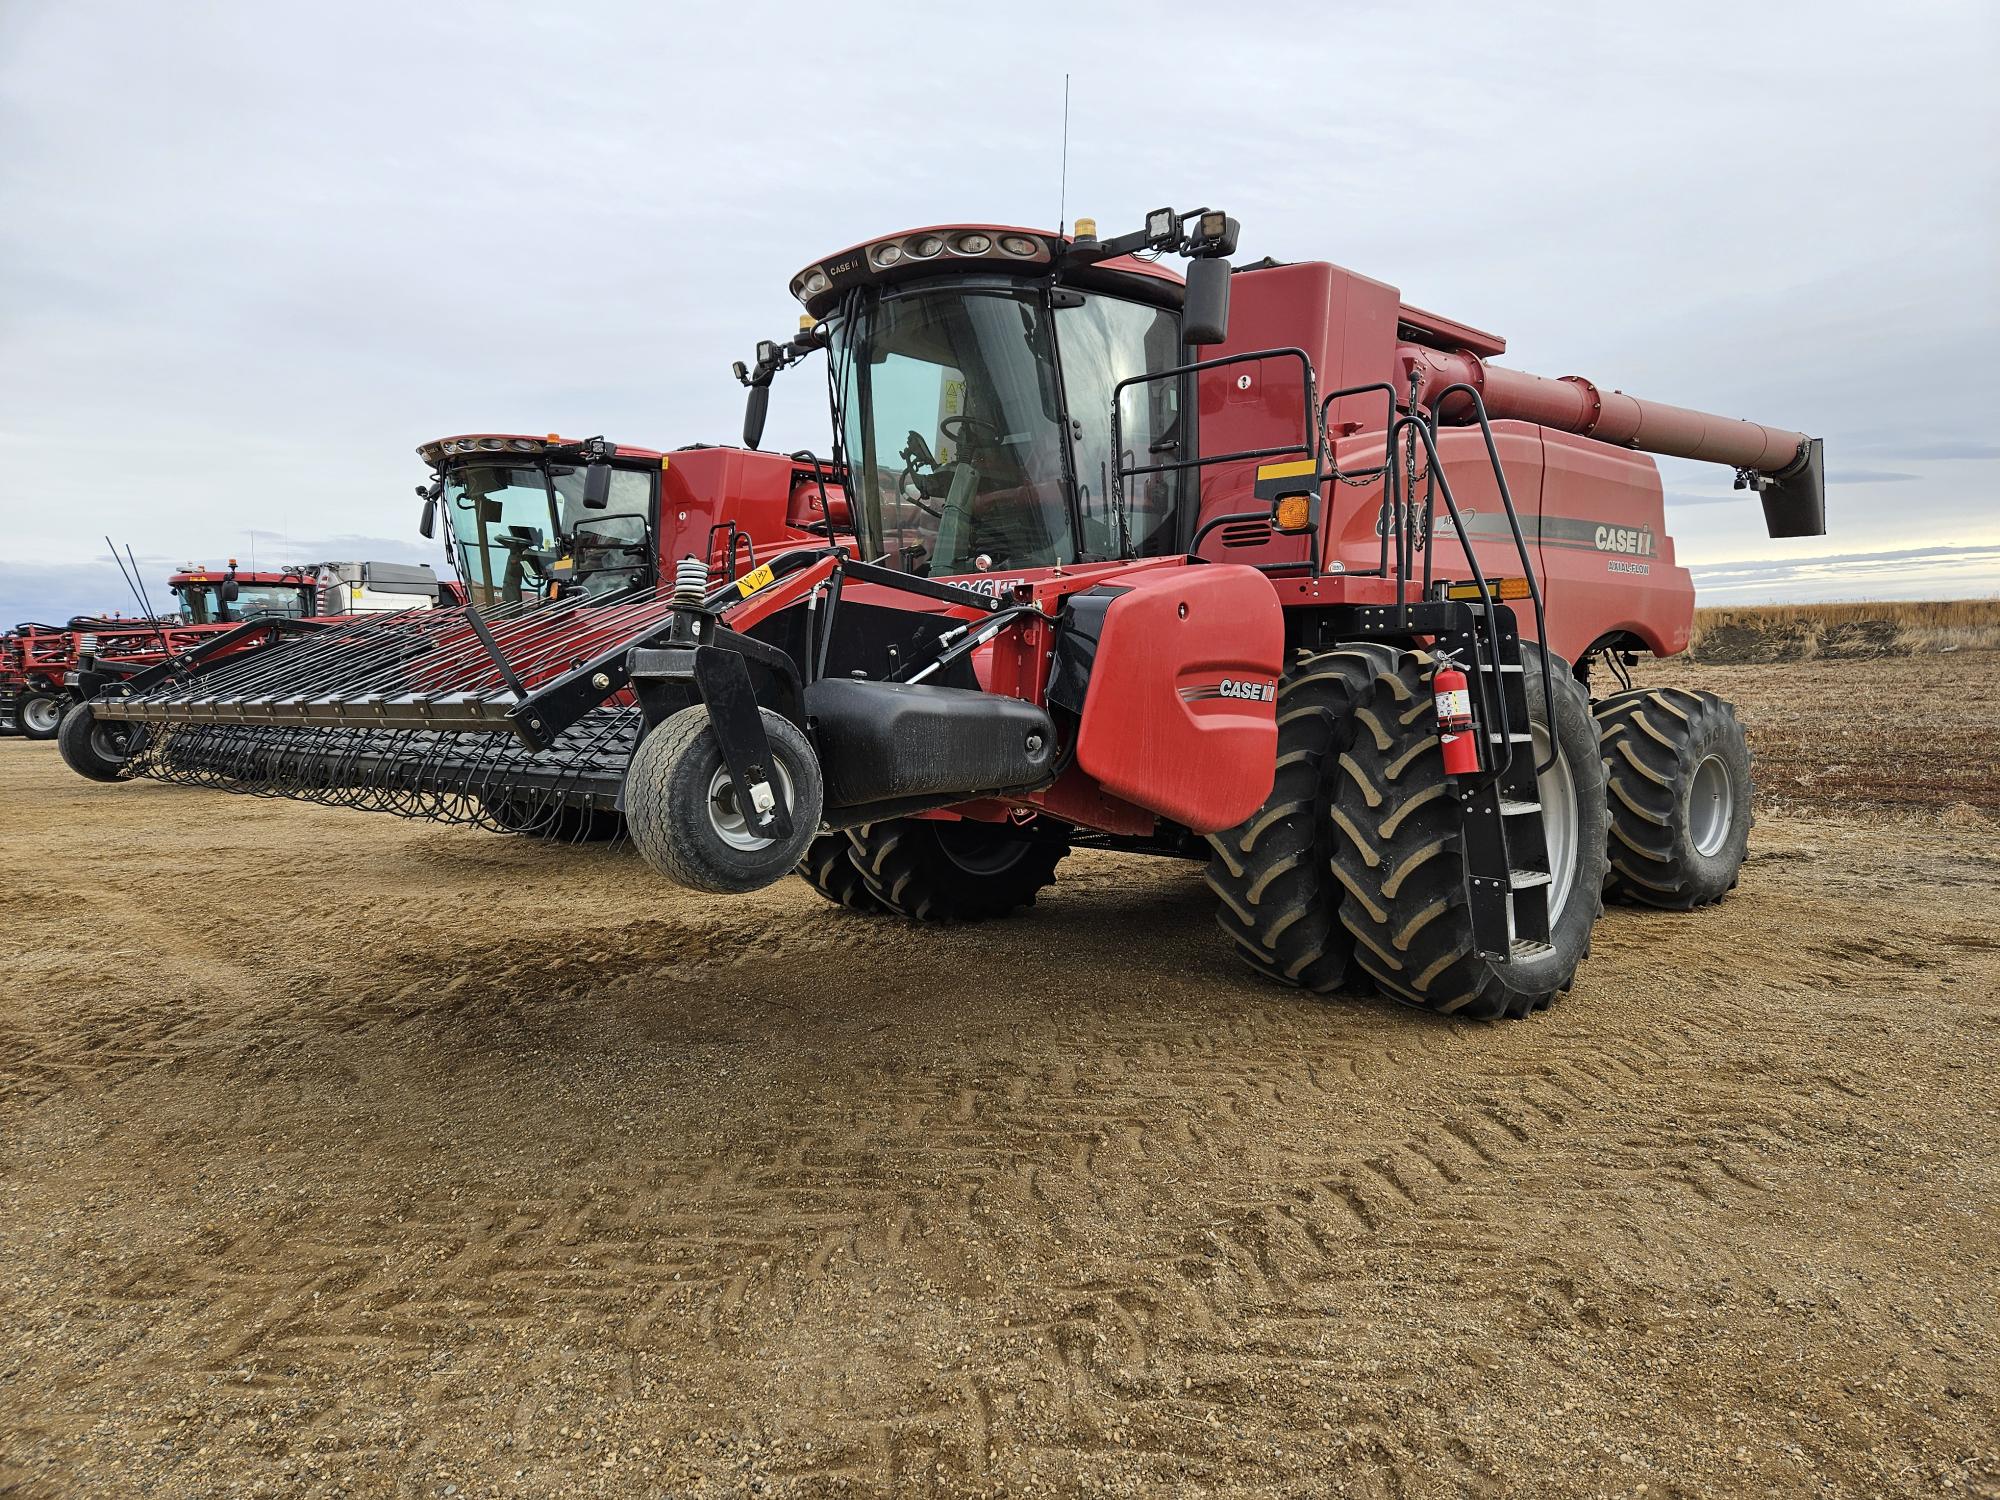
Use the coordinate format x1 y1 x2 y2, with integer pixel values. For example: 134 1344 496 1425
1433 657 1481 777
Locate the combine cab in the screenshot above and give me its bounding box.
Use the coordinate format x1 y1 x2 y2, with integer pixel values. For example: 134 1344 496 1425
78 208 1822 1017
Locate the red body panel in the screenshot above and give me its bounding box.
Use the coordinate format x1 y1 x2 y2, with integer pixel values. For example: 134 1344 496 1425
1189 261 1698 663
658 447 835 570
1072 566 1284 834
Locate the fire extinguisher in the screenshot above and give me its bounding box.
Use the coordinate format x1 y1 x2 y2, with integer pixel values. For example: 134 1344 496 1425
1432 651 1481 777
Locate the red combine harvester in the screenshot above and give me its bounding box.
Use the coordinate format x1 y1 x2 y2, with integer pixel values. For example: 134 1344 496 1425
75 208 1821 1017
52 432 841 832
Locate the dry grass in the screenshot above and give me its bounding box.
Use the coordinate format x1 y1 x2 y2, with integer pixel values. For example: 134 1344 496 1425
1690 597 2000 660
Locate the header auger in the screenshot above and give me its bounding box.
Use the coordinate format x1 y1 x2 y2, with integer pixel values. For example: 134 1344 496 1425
70 204 1818 1018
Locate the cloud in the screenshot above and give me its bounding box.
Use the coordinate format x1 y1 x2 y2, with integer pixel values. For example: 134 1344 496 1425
1859 440 2000 463
1689 543 2000 603
0 0 1994 603
1825 469 1921 485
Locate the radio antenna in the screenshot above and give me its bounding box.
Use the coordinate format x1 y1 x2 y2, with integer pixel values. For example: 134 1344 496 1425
1057 74 1070 235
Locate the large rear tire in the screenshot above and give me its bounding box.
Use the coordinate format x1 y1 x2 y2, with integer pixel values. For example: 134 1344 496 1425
1331 646 1609 1019
19 689 65 741
57 704 145 783
796 833 883 912
1596 687 1753 908
846 817 1067 921
626 705 823 893
1204 644 1396 991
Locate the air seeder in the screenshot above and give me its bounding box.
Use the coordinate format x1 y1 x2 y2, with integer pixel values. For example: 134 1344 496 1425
75 207 1821 1016
35 558 444 772
10 560 445 725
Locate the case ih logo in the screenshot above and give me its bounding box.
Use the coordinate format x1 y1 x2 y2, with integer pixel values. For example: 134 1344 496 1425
1180 678 1277 704
1594 524 1656 556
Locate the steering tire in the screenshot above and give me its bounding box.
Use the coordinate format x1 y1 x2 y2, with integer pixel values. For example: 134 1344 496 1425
626 705 823 893
1596 688 1753 908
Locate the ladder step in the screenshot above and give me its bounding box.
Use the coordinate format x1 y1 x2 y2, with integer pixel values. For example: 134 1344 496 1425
1508 868 1552 890
1489 731 1532 743
1499 798 1540 816
1509 938 1555 960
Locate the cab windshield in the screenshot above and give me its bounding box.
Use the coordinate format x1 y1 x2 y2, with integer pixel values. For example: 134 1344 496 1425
834 283 1189 575
837 287 1073 577
443 462 653 606
176 583 312 624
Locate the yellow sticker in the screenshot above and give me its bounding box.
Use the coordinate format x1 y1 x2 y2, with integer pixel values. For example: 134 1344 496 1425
552 557 572 570
1256 458 1317 481
735 562 776 598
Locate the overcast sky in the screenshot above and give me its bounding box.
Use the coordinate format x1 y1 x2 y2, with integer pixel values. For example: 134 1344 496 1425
2 0 1995 622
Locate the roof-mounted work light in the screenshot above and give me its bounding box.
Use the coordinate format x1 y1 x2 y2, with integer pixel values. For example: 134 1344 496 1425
1189 211 1239 258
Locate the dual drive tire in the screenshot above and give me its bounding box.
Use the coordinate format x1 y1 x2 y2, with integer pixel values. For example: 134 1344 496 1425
1329 645 1608 1019
1212 642 1609 1019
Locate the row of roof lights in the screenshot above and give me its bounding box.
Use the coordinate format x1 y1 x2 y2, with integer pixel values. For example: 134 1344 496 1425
795 231 1048 300
869 231 1041 269
439 436 546 455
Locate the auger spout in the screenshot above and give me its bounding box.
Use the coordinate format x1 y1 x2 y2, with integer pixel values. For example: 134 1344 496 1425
1399 341 1825 538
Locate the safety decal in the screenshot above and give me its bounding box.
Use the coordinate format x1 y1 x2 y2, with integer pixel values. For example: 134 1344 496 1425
735 562 777 598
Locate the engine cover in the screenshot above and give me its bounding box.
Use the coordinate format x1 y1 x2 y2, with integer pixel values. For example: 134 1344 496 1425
805 677 1056 812
1070 564 1282 834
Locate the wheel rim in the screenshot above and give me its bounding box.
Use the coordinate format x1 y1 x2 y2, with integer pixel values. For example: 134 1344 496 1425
1688 753 1734 857
706 760 796 852
935 821 1032 876
23 698 60 734
1532 722 1579 922
89 724 132 763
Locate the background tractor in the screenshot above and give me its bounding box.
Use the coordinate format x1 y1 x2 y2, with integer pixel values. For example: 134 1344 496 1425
74 207 1820 1018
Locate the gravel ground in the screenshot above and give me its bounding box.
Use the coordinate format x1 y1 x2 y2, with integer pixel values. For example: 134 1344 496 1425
2 653 1996 1498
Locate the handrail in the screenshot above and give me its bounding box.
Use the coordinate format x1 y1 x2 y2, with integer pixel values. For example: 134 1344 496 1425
1111 346 1320 568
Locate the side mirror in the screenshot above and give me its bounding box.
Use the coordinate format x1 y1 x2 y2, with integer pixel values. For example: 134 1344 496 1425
417 486 437 539
581 463 613 510
1182 257 1233 345
743 383 771 450
220 579 240 603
